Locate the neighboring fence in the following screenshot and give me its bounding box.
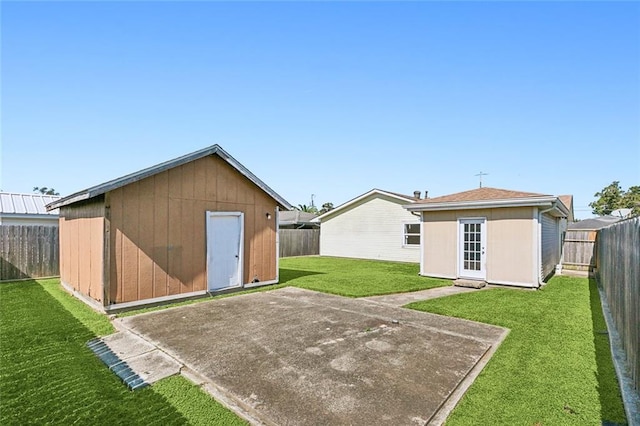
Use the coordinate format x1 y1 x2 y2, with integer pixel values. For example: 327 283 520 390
0 225 59 280
562 229 597 271
596 217 639 392
279 229 320 258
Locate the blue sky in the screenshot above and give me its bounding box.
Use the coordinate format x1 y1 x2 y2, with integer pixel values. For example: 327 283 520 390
2 1 638 219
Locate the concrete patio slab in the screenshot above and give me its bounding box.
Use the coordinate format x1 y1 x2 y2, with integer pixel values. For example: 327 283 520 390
118 287 508 425
124 350 182 385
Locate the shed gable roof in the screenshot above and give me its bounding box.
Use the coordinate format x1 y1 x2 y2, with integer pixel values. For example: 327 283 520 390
1 192 61 216
47 145 292 211
417 187 549 204
312 188 419 222
405 186 569 217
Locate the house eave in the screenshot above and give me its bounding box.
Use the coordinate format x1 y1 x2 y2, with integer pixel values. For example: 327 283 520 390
404 196 561 212
0 213 59 220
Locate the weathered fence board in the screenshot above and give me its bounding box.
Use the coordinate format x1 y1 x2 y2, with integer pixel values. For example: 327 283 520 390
279 229 319 258
596 217 639 392
0 225 59 280
562 229 597 270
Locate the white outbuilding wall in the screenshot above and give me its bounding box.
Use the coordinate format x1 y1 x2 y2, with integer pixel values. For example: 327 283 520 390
318 192 420 263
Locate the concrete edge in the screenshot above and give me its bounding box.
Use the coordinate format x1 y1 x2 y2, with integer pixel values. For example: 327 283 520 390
180 367 274 426
598 286 640 426
427 327 511 425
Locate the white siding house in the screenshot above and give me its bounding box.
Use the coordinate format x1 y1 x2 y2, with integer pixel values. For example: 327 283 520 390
313 189 421 263
0 192 60 226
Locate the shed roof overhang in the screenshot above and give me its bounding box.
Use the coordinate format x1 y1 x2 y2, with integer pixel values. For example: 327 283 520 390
46 145 293 211
404 196 569 217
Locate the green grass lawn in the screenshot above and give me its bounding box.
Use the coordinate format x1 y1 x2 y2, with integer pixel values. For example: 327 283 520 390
280 256 450 297
407 276 626 425
2 260 625 425
0 278 246 426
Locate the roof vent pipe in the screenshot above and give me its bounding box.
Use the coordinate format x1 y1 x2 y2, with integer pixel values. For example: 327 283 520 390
413 191 421 199
424 191 428 199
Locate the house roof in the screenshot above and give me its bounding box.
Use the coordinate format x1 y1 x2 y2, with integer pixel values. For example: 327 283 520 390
417 187 550 204
405 187 569 217
568 216 622 230
279 210 319 226
558 195 574 221
312 188 419 223
47 144 293 211
558 195 573 212
0 192 61 216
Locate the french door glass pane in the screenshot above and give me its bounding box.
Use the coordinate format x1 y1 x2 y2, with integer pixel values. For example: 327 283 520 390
463 222 482 272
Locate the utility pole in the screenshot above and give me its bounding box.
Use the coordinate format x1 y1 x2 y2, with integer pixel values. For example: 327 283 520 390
311 194 316 208
475 171 488 188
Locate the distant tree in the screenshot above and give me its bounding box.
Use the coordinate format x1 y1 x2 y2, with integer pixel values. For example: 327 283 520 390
589 181 639 216
33 186 60 195
296 204 318 213
319 202 334 214
623 186 640 216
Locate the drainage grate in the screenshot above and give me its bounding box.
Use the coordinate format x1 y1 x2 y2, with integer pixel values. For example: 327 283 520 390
87 338 149 391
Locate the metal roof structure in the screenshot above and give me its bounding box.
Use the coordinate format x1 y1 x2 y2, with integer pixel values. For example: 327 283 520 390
0 192 61 216
47 144 292 211
279 210 319 227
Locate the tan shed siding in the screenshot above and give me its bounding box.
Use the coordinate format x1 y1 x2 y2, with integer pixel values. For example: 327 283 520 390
107 155 279 304
59 198 105 302
540 213 559 280
485 207 536 285
422 211 458 278
319 195 420 263
422 207 537 286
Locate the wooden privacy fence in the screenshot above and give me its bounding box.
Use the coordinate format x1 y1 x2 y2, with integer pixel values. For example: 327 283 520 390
596 217 639 392
0 225 59 281
279 229 320 258
562 229 597 271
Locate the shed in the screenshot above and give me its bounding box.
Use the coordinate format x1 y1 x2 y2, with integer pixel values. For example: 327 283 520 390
405 187 571 288
47 145 292 312
312 189 422 263
0 192 60 226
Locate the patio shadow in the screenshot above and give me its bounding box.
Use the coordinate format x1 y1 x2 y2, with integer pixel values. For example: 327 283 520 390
278 268 324 284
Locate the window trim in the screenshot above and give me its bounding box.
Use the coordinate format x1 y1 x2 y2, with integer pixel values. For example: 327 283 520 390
402 222 421 247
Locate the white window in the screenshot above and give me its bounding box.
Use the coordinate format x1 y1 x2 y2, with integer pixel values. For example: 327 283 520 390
403 223 420 246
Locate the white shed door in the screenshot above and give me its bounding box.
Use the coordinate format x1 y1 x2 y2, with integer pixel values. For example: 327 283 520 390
206 212 244 291
458 218 486 280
